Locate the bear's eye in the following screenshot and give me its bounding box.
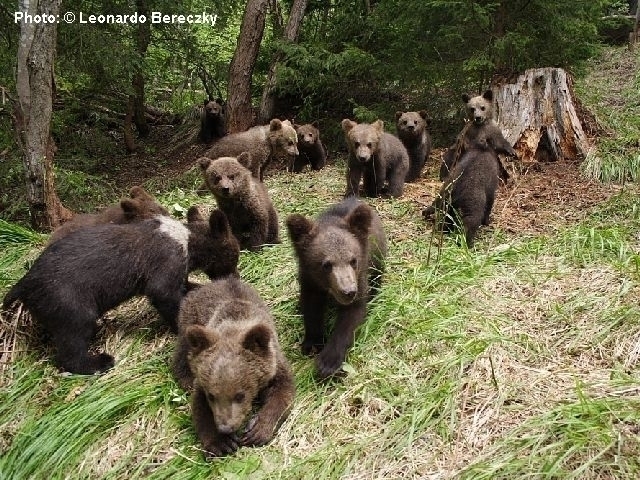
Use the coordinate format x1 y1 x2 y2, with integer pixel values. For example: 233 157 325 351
233 392 246 403
212 175 221 184
288 140 294 146
480 106 485 111
206 392 215 403
349 257 357 268
366 143 372 148
322 260 332 272
354 142 360 148
228 174 235 181
403 120 408 125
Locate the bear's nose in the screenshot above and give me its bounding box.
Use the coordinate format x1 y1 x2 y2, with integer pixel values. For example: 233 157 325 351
341 287 357 299
217 424 234 435
407 124 415 130
221 186 230 194
357 155 368 162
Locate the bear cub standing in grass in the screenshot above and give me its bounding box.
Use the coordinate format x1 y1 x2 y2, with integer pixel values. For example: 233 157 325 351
440 90 516 181
172 276 295 458
395 110 432 182
47 186 169 245
2 208 240 374
423 134 500 247
198 151 279 251
199 98 226 144
342 119 409 198
205 118 298 181
290 122 327 172
287 196 388 378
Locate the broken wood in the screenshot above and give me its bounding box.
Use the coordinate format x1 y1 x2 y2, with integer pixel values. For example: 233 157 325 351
493 67 591 163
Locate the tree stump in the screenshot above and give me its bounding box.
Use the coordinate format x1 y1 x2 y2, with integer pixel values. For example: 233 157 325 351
493 67 591 163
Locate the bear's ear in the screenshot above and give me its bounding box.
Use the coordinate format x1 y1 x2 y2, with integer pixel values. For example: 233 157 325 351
197 157 213 171
120 199 141 218
187 206 205 223
482 90 493 102
293 123 301 131
208 209 232 237
341 119 357 133
242 324 272 357
269 118 283 131
372 120 384 133
395 111 403 121
418 110 428 120
461 94 471 103
215 97 224 105
203 99 209 106
311 120 319 128
186 325 218 355
236 151 254 170
346 203 372 243
286 214 315 244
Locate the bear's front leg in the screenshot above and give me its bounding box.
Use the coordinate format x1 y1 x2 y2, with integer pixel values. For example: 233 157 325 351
299 282 327 355
192 389 240 458
345 163 363 198
316 299 366 379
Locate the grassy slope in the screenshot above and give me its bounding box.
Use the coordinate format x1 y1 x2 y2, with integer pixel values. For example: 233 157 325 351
2 46 640 479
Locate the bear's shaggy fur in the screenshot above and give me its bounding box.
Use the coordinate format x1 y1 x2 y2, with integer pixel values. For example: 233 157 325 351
424 135 500 247
440 90 516 181
199 98 226 144
342 119 409 198
289 122 327 172
286 197 388 378
198 152 280 251
172 276 295 458
47 186 169 245
395 110 432 182
2 208 240 374
204 119 298 181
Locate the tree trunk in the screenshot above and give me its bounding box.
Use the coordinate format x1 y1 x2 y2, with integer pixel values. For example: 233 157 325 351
258 0 309 123
226 0 269 133
493 68 591 163
15 0 72 231
132 0 150 137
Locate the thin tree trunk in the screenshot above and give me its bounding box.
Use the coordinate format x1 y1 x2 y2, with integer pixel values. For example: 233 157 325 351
16 0 72 231
258 0 309 123
226 0 269 133
493 67 591 163
133 0 150 137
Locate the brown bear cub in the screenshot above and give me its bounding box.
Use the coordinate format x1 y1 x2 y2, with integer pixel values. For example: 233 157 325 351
172 276 295 458
47 186 169 245
440 90 516 181
199 98 226 144
198 152 279 251
423 134 500 247
290 122 327 172
342 119 409 198
2 208 240 374
286 196 388 379
395 110 432 182
205 118 298 181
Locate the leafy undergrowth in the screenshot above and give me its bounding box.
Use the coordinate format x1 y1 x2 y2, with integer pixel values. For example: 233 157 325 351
2 45 640 479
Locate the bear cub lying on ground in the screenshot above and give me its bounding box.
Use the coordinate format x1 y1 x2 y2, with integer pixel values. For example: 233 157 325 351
2 208 239 374
172 276 295 458
287 196 388 379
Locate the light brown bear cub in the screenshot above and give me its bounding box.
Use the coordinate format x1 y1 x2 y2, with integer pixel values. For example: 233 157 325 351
205 119 298 181
198 152 279 251
395 110 432 182
172 276 295 458
287 196 388 379
342 119 409 198
440 90 516 181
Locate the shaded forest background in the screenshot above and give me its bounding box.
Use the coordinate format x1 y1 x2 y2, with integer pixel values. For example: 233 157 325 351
0 0 637 226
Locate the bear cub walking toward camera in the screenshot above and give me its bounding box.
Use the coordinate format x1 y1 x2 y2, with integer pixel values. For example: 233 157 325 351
342 119 409 198
440 90 516 181
172 277 295 458
395 110 432 182
424 135 500 247
199 98 226 144
2 208 240 374
198 152 279 251
287 197 388 378
290 122 327 172
47 186 169 245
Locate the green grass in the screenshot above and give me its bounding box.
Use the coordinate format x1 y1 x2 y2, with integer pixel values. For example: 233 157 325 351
2 45 640 478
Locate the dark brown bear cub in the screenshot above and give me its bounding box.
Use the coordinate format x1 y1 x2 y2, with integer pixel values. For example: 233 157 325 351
424 135 500 247
198 152 279 251
286 197 388 379
47 186 169 245
395 110 432 182
199 98 226 144
2 209 240 374
342 119 409 198
290 122 327 172
440 90 516 181
172 276 295 458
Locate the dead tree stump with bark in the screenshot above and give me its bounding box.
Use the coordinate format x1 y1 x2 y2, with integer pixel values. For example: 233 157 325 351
493 67 591 164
